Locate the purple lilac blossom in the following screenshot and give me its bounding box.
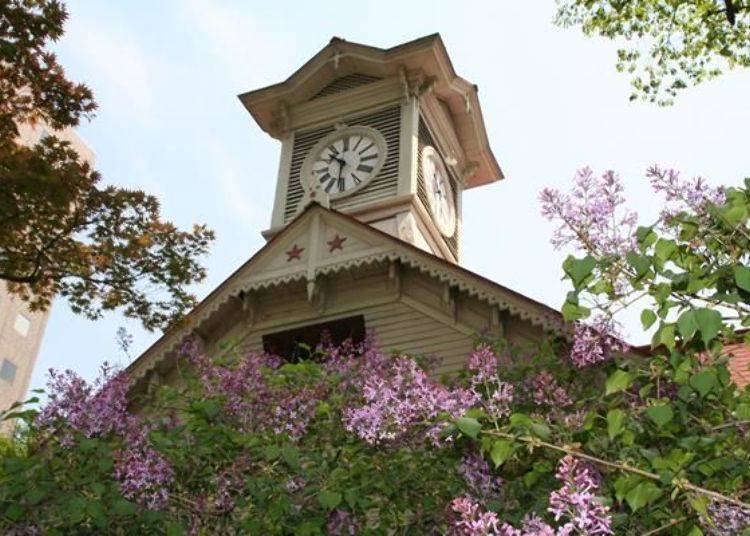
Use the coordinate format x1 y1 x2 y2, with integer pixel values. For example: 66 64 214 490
704 501 750 535
327 509 360 536
459 452 503 501
467 346 514 421
36 363 134 440
530 371 572 407
548 455 612 535
344 356 477 446
569 314 628 368
647 165 725 223
113 444 173 510
450 497 556 536
539 167 638 258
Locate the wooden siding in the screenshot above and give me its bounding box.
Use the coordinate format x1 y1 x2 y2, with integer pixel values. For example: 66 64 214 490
310 74 383 100
201 266 493 374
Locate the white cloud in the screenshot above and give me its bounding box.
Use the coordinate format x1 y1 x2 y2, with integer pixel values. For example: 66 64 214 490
177 0 281 87
61 5 154 118
205 139 268 230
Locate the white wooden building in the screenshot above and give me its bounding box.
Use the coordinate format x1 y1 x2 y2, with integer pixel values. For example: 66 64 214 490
128 34 563 393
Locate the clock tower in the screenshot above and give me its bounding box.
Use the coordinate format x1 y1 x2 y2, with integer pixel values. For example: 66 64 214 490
239 34 503 264
128 35 562 397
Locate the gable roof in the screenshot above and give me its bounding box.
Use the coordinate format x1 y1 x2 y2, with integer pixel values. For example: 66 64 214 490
238 34 502 188
127 204 562 382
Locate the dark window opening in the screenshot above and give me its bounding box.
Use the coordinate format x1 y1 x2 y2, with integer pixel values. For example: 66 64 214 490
262 315 365 362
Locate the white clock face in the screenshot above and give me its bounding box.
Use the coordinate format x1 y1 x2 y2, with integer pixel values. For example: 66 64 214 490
421 146 456 237
302 126 387 199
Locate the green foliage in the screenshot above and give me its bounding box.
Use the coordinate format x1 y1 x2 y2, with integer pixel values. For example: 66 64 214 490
0 354 467 534
555 0 750 105
0 0 213 330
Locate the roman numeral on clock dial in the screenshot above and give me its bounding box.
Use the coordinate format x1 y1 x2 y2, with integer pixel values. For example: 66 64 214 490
300 126 387 198
308 130 383 197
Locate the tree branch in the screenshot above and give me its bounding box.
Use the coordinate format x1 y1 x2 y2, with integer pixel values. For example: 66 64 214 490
484 430 750 510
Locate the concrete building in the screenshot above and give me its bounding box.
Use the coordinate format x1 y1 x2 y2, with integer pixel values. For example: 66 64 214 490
0 124 93 417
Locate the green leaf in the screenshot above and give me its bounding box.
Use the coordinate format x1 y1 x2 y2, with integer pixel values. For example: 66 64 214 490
735 403 750 420
646 404 673 429
688 494 709 517
530 422 551 440
653 323 676 349
626 251 651 278
640 309 657 330
563 255 596 288
113 499 137 517
735 266 750 292
490 440 514 468
562 301 590 322
281 444 300 469
722 204 747 226
605 370 633 396
694 308 722 346
654 239 676 261
689 371 717 398
24 488 46 505
636 226 657 248
625 482 663 512
607 409 627 439
677 310 698 340
165 522 185 536
264 444 281 461
456 416 482 439
4 503 23 522
318 490 342 509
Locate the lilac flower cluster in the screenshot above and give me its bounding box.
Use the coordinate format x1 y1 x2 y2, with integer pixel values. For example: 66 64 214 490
450 454 611 535
459 452 503 501
540 167 638 258
548 455 611 535
647 165 725 223
344 356 477 445
569 314 628 368
468 345 499 383
450 496 501 535
450 498 556 536
37 363 176 509
212 455 252 513
467 346 515 421
529 371 572 408
113 443 174 510
704 501 750 535
181 338 320 441
327 508 360 536
36 363 133 442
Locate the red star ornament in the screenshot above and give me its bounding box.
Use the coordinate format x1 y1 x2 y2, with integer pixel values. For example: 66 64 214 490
327 234 347 252
285 244 304 261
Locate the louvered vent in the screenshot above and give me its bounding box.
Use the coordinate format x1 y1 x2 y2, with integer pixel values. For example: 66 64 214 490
417 118 460 258
284 106 401 221
311 74 382 100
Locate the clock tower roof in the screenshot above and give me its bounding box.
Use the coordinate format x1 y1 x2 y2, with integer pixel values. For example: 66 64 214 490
238 33 503 188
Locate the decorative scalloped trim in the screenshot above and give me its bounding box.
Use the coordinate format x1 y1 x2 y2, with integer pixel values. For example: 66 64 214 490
129 247 564 382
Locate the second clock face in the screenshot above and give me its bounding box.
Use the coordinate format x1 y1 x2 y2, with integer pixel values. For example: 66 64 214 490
421 146 456 237
303 126 387 199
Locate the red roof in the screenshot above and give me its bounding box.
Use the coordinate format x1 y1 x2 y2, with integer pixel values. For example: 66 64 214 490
726 342 750 387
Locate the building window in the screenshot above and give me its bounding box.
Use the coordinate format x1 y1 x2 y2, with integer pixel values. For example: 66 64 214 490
14 314 30 337
262 315 366 361
0 359 17 385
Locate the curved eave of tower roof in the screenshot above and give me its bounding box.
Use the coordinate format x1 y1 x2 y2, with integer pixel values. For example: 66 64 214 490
238 33 503 188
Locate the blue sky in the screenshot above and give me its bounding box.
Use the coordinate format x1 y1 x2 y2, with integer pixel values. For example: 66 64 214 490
31 0 750 391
